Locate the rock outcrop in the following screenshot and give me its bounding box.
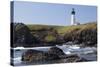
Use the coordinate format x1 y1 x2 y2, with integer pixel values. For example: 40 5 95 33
21 47 89 63
21 49 60 62
21 47 65 62
64 23 97 46
48 47 65 58
11 23 38 47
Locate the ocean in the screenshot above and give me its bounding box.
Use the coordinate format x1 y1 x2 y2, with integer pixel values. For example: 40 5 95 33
11 44 97 66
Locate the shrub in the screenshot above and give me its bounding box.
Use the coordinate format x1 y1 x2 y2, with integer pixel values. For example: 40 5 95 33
44 34 56 43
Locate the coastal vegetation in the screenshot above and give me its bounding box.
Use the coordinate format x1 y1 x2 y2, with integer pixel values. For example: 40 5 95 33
11 22 97 47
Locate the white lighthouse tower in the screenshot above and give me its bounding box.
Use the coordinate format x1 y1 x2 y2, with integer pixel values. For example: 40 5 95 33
71 8 76 25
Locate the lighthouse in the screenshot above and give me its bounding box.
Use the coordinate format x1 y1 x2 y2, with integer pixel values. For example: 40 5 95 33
71 8 76 25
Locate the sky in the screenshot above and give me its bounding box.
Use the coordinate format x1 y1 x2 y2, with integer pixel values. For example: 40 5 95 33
12 1 97 26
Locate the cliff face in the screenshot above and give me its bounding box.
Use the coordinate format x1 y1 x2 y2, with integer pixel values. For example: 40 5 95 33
11 23 38 47
11 22 97 47
64 23 97 46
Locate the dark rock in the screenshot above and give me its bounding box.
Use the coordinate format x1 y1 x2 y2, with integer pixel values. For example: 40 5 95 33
45 53 60 60
11 23 38 47
21 49 60 63
22 47 66 63
22 50 46 62
76 58 88 62
48 47 65 57
65 54 89 62
65 54 80 62
21 49 90 63
64 25 97 47
83 41 96 47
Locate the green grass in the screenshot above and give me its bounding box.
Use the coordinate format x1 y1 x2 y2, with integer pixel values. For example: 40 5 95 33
27 24 59 31
56 22 97 35
27 22 97 36
44 34 56 42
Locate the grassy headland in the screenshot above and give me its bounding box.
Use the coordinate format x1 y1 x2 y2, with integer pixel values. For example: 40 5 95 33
26 22 97 47
12 22 97 47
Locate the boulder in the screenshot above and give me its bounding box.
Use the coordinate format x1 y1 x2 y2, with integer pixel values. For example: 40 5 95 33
11 23 38 47
21 47 88 63
65 54 80 62
48 47 65 58
21 49 60 63
76 58 88 62
22 50 46 62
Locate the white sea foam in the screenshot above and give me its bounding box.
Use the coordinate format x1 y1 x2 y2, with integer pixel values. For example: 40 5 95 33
13 57 21 61
13 45 97 65
13 47 25 49
64 51 71 54
69 45 80 49
13 57 22 64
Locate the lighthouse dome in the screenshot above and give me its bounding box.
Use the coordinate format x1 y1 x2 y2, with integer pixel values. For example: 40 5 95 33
71 8 75 14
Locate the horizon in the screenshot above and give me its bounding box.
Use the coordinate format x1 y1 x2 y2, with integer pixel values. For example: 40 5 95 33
11 1 97 26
